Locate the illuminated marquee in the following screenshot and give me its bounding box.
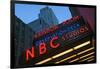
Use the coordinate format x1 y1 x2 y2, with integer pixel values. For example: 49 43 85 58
25 16 92 62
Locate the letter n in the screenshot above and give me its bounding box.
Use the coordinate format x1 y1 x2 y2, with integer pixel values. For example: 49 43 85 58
26 47 35 61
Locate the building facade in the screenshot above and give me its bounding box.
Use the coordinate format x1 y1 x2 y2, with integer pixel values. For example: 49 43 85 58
14 16 35 67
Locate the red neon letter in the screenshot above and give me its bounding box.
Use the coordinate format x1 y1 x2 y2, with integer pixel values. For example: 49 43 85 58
39 43 47 55
80 27 85 33
26 47 35 61
50 36 60 48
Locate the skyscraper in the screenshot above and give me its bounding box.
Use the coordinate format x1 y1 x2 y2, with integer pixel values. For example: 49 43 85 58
39 6 59 26
28 18 49 33
28 6 59 33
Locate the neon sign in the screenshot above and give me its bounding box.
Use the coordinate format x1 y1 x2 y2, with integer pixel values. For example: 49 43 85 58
34 16 80 39
25 16 91 62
